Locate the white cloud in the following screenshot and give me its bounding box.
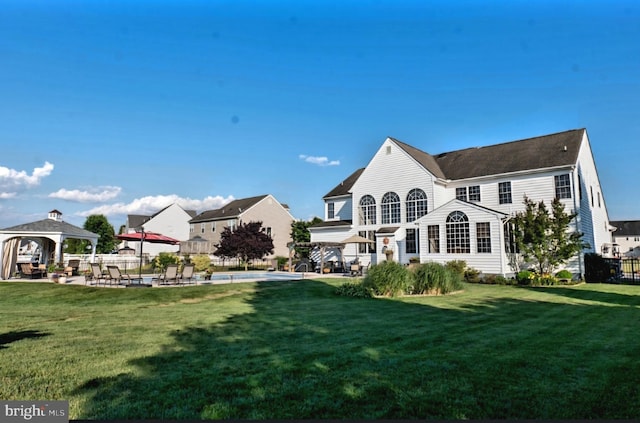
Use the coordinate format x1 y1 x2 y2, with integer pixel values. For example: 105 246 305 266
299 154 340 167
76 194 234 218
0 162 54 197
48 186 122 202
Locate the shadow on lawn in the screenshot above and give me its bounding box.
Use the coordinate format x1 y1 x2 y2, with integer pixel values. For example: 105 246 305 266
521 285 640 307
0 329 49 350
73 280 640 420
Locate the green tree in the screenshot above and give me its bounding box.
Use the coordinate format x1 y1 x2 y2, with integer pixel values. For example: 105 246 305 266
290 217 323 259
63 238 88 254
84 215 116 254
511 196 588 275
214 221 274 271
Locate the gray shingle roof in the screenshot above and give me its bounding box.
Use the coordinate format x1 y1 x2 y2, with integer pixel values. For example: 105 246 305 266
432 128 584 180
611 221 640 236
190 195 270 223
1 219 99 238
323 168 364 199
324 129 586 195
309 219 352 229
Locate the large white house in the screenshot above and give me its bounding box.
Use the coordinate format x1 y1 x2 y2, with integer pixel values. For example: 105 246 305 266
123 203 197 257
309 128 614 277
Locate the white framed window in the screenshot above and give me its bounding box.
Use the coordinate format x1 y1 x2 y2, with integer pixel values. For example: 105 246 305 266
381 192 401 224
555 174 572 199
327 202 335 219
359 195 376 225
476 222 491 253
499 182 512 204
468 185 481 202
358 231 376 254
406 188 428 222
456 187 467 201
428 225 440 253
446 211 470 253
406 228 419 254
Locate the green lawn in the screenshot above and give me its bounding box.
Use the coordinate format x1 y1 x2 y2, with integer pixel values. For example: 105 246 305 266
2 279 640 419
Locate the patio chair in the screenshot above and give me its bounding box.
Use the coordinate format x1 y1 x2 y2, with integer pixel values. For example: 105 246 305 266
88 263 108 286
179 263 195 285
19 263 45 279
65 259 81 276
157 264 179 285
107 265 134 286
350 263 361 277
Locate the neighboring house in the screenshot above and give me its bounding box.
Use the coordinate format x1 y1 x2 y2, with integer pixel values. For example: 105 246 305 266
611 220 640 255
183 194 295 259
123 203 197 258
309 128 614 277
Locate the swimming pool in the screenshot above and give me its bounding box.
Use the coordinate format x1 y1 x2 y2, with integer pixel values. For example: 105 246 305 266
136 271 306 285
207 271 305 282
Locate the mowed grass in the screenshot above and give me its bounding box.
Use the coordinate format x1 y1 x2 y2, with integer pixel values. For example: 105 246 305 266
2 279 640 419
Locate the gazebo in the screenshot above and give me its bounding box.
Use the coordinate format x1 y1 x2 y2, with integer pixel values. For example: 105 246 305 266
0 210 99 280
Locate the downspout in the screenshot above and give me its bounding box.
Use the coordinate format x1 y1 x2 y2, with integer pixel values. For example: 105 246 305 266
499 216 508 276
571 167 584 278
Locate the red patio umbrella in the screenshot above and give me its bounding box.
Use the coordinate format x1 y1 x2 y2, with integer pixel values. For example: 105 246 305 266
116 229 180 282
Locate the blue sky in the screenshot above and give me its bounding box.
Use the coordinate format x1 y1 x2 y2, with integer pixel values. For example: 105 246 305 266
1 0 639 229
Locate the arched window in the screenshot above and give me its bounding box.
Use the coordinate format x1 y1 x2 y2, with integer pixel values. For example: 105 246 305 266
381 192 401 224
359 195 376 225
446 211 470 253
406 188 428 222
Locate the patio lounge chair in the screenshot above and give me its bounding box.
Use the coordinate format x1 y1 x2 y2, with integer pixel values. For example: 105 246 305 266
65 259 81 276
19 263 45 279
107 265 134 286
179 263 195 285
157 264 179 285
88 263 108 286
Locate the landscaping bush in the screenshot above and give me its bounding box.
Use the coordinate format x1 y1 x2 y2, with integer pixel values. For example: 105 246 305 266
412 262 464 295
191 254 211 272
464 267 481 283
481 274 515 285
445 260 467 277
335 282 373 298
516 270 534 285
362 261 412 297
153 252 181 272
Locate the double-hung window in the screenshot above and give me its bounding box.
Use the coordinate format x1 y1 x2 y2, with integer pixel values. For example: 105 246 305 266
555 174 572 199
406 228 419 254
476 222 491 253
498 182 512 204
428 225 440 253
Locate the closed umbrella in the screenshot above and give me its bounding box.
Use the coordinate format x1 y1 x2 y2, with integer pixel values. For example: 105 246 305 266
116 229 180 281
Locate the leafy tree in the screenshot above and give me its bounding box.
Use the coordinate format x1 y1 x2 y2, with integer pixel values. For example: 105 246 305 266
510 196 588 275
290 217 323 259
153 252 180 272
63 238 89 254
214 221 274 271
84 214 116 254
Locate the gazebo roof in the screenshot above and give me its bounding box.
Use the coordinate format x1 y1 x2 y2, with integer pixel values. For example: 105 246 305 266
1 218 99 240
